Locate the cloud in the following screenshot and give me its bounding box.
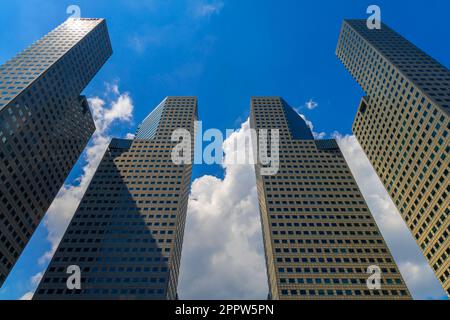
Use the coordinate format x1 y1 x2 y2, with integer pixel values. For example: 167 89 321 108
297 112 326 140
38 83 134 266
17 271 43 300
90 91 133 133
194 0 224 18
399 261 447 300
31 272 43 286
19 292 33 300
312 131 326 139
178 119 268 299
304 99 319 110
105 82 120 96
333 133 446 300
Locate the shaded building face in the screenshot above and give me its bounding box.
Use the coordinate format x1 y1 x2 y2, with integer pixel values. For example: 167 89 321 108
336 20 449 296
34 97 197 300
0 18 112 286
250 97 410 300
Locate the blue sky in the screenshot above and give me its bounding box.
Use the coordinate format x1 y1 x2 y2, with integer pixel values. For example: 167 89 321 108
0 0 449 300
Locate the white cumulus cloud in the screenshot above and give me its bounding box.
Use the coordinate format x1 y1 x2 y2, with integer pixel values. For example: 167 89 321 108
297 112 326 140
178 119 268 299
304 99 319 110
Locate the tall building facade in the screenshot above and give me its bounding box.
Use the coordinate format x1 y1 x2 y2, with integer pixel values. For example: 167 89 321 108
250 97 410 300
34 97 198 300
336 20 449 296
0 18 112 286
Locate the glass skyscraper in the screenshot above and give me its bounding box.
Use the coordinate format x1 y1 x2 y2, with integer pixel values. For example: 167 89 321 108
0 18 112 286
250 97 410 300
336 19 449 296
34 97 198 300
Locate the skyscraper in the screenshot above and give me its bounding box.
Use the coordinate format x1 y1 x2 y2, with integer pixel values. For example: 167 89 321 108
34 97 198 300
0 18 112 286
250 97 410 300
336 20 449 296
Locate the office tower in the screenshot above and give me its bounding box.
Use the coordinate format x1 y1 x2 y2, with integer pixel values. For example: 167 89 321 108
34 97 198 300
250 97 410 300
336 20 449 296
0 18 112 287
